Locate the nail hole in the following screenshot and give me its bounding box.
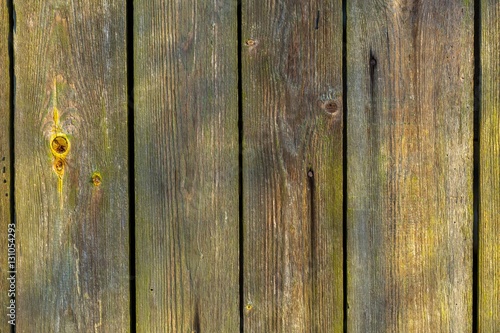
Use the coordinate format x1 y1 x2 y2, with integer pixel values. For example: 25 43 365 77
308 169 314 178
91 172 102 187
3 179 6 183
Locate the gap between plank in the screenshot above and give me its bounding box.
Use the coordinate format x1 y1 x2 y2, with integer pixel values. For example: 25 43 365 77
126 0 137 331
7 0 15 331
472 0 481 331
237 1 244 333
342 0 348 331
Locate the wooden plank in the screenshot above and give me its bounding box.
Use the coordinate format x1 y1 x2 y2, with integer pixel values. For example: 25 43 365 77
347 1 473 332
242 1 343 331
134 1 239 331
14 1 129 331
0 0 12 331
478 1 500 330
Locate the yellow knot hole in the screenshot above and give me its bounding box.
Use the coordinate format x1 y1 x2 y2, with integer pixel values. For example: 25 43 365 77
53 158 65 176
245 303 253 312
91 172 102 187
51 135 70 157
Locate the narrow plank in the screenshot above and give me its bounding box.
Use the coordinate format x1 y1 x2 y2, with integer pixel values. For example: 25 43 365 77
347 1 473 332
242 1 343 331
478 1 500 330
0 0 12 331
134 1 239 331
14 1 129 331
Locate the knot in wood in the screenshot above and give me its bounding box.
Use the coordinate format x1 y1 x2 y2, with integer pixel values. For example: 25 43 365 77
91 172 102 187
51 135 70 157
53 158 65 176
323 100 338 114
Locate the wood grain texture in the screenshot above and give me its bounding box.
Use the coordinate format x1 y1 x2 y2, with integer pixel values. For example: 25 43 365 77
242 1 343 331
134 1 239 331
478 1 500 331
347 1 473 332
0 1 11 332
14 1 129 331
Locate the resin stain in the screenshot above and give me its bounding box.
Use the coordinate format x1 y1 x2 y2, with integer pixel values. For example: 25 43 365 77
46 77 72 204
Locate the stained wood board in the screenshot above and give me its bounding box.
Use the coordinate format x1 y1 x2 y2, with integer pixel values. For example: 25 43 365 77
14 1 130 331
242 1 344 331
478 0 500 330
347 1 474 331
134 0 240 331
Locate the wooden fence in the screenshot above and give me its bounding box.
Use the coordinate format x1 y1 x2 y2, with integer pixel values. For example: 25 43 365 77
0 0 499 332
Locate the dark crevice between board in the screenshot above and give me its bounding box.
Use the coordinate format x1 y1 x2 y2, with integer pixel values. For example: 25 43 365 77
237 1 244 332
126 0 137 331
307 168 317 329
7 0 15 331
472 0 481 332
342 0 347 331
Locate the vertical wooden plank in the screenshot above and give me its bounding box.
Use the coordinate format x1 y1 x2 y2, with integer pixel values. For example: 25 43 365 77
347 1 473 332
242 1 343 331
134 0 239 332
479 1 500 331
15 1 129 331
0 0 12 331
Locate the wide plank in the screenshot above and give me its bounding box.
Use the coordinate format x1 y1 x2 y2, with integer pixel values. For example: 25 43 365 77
242 1 343 331
14 1 130 331
134 0 240 331
0 1 12 331
478 0 500 330
347 1 473 331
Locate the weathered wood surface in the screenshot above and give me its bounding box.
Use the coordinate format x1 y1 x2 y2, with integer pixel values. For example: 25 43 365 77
242 1 343 331
134 0 240 331
0 1 11 332
14 1 130 331
479 1 500 331
347 1 473 332
3 0 500 330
